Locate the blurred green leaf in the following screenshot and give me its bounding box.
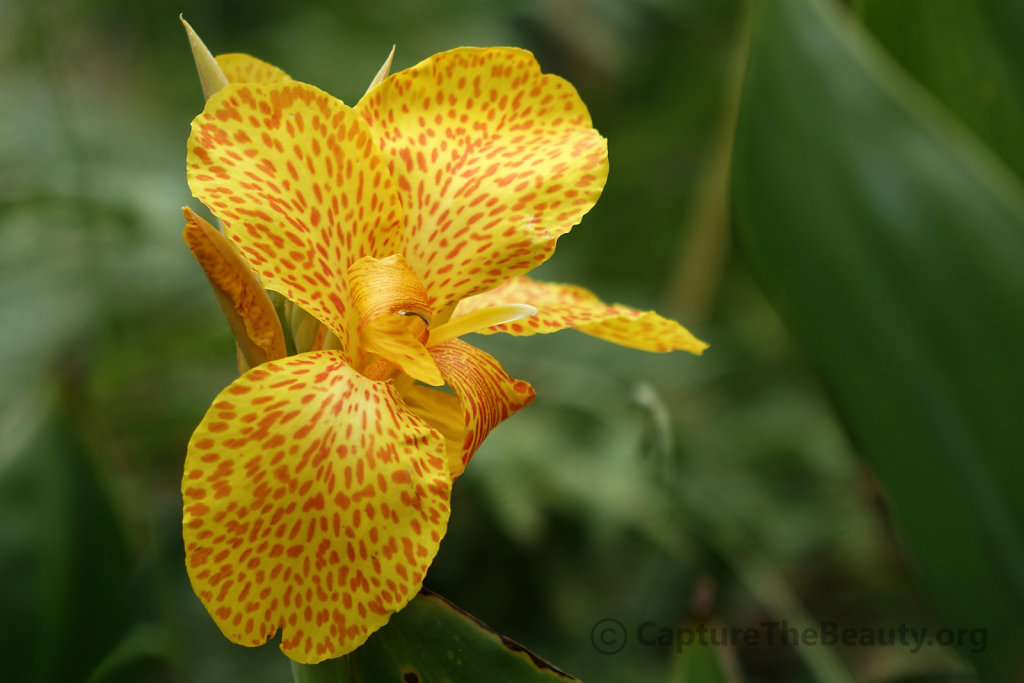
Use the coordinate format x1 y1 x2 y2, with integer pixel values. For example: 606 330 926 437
670 621 734 683
0 391 134 682
732 0 1024 678
858 0 1024 181
293 590 575 682
977 0 1024 93
86 621 176 683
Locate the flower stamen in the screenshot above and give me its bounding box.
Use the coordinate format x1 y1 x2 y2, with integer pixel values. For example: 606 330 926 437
398 309 431 327
427 304 537 347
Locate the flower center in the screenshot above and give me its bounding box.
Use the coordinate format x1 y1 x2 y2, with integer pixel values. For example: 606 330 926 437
347 254 535 389
346 254 440 385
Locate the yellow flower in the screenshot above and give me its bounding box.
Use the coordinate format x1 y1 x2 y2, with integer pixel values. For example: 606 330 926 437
181 39 706 664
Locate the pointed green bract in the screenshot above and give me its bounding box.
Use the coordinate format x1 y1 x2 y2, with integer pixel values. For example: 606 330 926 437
181 16 229 99
363 45 395 96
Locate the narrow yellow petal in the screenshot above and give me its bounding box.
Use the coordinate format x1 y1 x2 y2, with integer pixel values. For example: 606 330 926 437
183 352 451 663
455 276 708 354
183 207 287 368
181 16 229 100
427 304 537 347
577 313 707 353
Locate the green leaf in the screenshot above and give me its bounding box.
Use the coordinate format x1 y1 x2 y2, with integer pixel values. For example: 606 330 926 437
670 621 734 683
857 0 1024 181
977 0 1024 93
0 391 134 682
292 590 576 683
732 0 1024 679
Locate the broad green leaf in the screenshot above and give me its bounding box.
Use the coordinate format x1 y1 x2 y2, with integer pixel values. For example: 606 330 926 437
0 393 134 682
292 590 575 682
858 0 1024 181
977 0 1024 93
732 0 1024 679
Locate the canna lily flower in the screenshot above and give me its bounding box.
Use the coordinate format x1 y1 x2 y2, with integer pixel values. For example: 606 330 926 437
181 34 706 665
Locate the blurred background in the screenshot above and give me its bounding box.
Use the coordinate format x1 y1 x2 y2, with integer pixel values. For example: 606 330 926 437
2 0 1022 681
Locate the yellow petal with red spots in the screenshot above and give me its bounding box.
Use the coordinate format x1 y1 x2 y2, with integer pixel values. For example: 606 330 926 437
187 82 406 361
217 53 292 85
356 47 609 311
454 276 708 354
183 207 287 370
412 339 535 477
182 351 451 663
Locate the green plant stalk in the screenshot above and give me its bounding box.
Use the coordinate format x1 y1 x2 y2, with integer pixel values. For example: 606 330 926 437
291 656 352 683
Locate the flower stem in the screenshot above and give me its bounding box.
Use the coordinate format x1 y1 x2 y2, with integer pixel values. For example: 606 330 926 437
290 657 352 683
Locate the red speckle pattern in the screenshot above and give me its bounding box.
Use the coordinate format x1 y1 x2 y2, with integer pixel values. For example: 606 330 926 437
182 352 451 663
181 44 703 666
187 82 405 361
357 47 609 311
455 276 708 354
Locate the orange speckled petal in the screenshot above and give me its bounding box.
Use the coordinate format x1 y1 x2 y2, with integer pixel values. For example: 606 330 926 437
217 53 292 85
356 47 609 311
425 339 535 477
188 82 405 359
183 207 287 369
183 351 451 663
454 276 708 354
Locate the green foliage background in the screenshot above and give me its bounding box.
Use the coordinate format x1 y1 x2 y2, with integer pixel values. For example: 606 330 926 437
1 0 1020 681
